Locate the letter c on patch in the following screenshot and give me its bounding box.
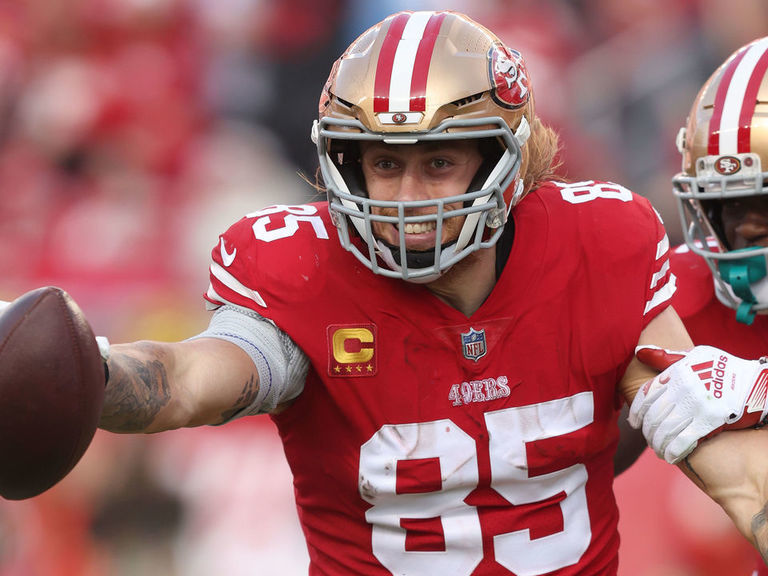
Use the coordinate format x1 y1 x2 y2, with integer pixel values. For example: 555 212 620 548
332 328 374 363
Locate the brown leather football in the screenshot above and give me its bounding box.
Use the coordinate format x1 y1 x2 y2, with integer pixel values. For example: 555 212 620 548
0 286 105 500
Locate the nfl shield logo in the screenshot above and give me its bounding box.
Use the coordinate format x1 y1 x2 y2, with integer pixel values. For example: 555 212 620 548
461 328 487 362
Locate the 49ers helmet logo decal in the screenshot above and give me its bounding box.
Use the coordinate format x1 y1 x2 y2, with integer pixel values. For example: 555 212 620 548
714 156 742 175
489 44 530 109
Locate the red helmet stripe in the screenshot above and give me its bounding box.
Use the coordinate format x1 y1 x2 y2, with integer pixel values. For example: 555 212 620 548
738 45 768 153
709 38 768 156
708 48 747 156
409 12 446 112
374 12 410 113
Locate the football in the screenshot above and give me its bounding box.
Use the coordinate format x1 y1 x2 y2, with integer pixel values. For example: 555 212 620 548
0 286 105 500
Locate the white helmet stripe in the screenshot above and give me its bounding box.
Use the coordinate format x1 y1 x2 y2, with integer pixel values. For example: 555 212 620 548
713 37 768 155
389 12 432 111
374 12 446 113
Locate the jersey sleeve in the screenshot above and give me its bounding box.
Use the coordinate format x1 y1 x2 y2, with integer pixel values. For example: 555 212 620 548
199 203 334 413
641 204 677 327
546 180 676 330
204 214 270 312
203 203 333 315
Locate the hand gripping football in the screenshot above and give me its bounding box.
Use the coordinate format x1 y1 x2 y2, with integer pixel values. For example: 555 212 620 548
0 286 105 500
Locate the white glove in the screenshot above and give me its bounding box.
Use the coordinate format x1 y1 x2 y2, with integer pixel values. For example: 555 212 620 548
628 345 768 464
95 336 110 384
95 335 110 362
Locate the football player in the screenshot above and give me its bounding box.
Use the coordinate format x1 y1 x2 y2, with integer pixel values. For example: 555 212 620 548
634 36 768 572
94 12 768 575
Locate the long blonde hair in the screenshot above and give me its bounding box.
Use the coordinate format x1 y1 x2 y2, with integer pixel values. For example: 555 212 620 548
521 116 563 196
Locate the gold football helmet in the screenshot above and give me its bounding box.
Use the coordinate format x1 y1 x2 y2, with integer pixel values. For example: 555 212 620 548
312 10 534 282
673 36 768 323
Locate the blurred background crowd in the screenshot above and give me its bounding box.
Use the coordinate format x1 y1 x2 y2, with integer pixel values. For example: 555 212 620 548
0 0 766 574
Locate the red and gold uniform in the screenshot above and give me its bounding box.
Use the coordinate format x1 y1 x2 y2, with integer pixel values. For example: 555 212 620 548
204 179 673 575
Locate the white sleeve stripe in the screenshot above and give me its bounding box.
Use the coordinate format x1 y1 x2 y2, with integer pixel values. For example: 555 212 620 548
644 274 677 315
209 262 267 308
656 234 670 260
649 259 670 290
205 285 225 309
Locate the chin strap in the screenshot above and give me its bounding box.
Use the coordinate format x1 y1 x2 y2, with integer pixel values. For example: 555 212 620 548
718 251 767 325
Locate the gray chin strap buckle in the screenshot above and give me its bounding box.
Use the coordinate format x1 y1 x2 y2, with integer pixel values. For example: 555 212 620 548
487 208 506 229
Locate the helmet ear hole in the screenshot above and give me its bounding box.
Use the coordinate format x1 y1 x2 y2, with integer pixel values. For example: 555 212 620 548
466 139 504 200
700 199 728 248
479 138 505 166
338 162 367 199
330 142 367 198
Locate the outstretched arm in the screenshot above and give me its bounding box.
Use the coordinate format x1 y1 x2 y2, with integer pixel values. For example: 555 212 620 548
100 306 309 433
101 337 260 433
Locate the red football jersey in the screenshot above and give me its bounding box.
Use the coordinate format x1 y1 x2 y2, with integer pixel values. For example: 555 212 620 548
669 245 768 576
204 180 673 575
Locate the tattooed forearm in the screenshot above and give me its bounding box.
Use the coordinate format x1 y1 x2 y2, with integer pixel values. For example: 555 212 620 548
99 343 172 433
753 504 768 565
216 374 259 424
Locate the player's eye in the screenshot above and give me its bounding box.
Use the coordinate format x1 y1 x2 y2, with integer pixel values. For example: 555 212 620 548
430 158 452 169
374 158 397 170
